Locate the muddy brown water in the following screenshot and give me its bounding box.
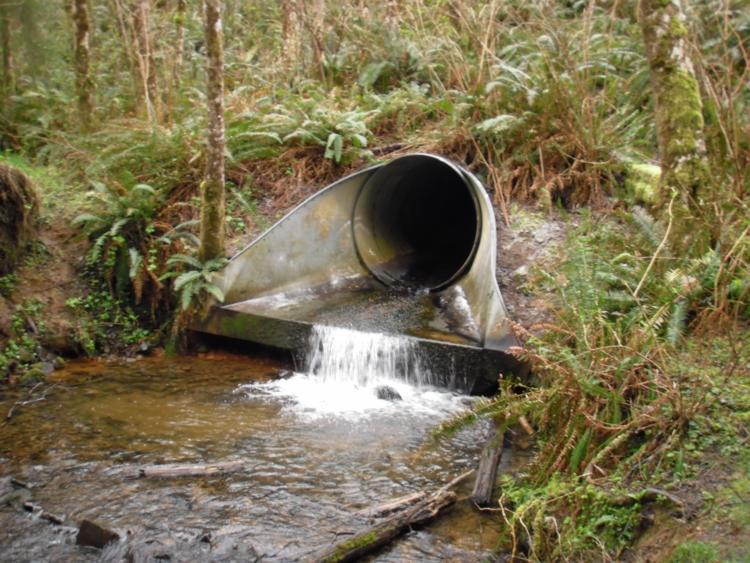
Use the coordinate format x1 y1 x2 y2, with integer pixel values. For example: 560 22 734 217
0 354 526 561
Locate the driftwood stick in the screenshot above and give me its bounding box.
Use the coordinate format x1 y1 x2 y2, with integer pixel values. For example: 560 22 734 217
138 460 245 479
22 501 65 525
359 469 474 519
314 470 473 563
5 384 60 422
358 491 427 518
470 422 504 508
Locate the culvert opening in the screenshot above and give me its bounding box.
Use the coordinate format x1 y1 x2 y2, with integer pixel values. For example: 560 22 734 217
352 154 481 292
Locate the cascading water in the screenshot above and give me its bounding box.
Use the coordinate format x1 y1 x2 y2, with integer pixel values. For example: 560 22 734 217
242 325 468 418
305 325 432 388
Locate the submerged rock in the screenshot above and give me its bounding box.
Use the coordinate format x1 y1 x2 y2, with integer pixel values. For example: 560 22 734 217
375 385 402 402
76 519 120 549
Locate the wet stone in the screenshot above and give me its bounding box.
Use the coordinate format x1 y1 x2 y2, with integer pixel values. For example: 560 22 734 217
76 519 120 549
1 486 31 509
375 385 402 401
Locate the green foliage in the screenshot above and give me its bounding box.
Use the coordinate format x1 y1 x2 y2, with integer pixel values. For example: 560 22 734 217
0 273 17 297
65 288 153 356
73 181 165 305
498 476 642 561
434 207 750 558
0 299 47 378
161 254 227 311
667 541 721 563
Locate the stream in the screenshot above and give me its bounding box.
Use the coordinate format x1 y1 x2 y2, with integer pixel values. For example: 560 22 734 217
0 339 526 561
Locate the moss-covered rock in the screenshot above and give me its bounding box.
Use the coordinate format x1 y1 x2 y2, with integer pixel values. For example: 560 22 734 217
623 162 661 204
0 164 40 275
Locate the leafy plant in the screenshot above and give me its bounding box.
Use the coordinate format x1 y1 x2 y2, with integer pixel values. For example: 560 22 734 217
161 254 227 311
65 288 153 356
72 180 184 314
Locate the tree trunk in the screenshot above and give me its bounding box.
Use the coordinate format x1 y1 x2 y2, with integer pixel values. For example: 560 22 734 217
110 0 143 111
199 0 226 262
138 461 245 478
280 0 301 78
470 422 504 508
72 0 94 131
1 5 12 97
304 0 325 80
172 0 187 90
132 0 160 123
639 0 711 234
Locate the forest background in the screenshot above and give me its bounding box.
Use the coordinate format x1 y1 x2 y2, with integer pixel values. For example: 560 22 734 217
0 0 749 560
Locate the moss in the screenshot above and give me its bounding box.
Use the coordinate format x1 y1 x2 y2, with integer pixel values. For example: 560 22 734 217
668 16 688 38
623 162 661 204
667 541 721 563
662 69 705 158
324 531 379 563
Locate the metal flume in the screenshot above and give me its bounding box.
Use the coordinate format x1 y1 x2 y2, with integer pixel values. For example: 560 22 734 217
192 153 527 394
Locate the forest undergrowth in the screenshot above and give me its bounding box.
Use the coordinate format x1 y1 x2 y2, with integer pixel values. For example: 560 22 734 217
0 0 748 560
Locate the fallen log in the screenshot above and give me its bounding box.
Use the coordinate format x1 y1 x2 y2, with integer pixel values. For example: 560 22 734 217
470 421 504 508
22 501 65 525
137 460 245 479
357 491 427 519
315 490 456 563
314 470 473 563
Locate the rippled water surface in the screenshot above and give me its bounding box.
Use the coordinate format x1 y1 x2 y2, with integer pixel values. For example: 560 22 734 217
0 353 519 561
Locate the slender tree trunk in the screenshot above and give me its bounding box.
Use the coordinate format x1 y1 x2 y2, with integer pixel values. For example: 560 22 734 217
110 0 143 111
639 0 710 231
172 0 186 90
304 0 326 80
199 0 226 261
132 0 160 123
280 0 301 78
72 0 94 131
0 6 12 98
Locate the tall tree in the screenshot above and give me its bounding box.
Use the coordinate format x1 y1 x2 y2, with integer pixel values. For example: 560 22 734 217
132 0 160 123
0 4 12 98
172 0 187 90
280 0 301 77
639 0 710 228
304 0 325 79
199 0 226 261
72 0 94 131
110 0 143 111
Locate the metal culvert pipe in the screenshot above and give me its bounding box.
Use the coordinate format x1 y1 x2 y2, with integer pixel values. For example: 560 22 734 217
352 154 481 291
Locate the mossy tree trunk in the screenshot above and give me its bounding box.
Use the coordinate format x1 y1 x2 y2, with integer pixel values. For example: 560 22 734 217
172 0 187 90
199 0 226 262
72 0 94 131
0 4 12 99
639 0 711 235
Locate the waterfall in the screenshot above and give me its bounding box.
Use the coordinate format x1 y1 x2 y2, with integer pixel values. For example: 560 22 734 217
304 325 432 388
239 324 466 418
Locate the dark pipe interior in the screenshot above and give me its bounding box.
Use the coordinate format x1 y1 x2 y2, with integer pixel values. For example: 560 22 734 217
352 155 480 291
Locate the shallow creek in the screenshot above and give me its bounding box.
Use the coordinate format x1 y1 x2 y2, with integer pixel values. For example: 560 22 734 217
0 352 526 561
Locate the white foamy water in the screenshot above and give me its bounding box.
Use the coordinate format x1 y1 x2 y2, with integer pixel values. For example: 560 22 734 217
238 325 470 419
